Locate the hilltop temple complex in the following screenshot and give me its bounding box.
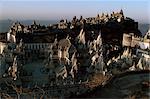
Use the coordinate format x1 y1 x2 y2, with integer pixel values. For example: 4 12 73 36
0 10 149 98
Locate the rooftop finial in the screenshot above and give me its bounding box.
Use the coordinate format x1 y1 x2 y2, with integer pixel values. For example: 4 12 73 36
33 20 36 25
120 9 123 15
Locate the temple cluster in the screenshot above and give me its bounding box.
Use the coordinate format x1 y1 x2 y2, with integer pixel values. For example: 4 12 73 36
0 10 149 98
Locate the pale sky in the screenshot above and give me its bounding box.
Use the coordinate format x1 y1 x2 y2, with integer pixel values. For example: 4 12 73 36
0 0 150 23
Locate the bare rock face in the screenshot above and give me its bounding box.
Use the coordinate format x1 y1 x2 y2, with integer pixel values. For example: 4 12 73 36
71 70 150 98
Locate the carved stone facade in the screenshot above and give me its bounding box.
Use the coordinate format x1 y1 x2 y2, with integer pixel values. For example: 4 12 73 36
122 32 150 49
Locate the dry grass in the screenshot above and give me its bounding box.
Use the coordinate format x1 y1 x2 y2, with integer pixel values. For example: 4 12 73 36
86 73 110 88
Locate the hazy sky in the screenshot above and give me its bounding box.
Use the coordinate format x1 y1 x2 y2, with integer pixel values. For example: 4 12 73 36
0 0 150 23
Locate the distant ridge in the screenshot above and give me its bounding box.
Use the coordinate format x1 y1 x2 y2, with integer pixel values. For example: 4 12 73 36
0 20 58 33
138 23 150 35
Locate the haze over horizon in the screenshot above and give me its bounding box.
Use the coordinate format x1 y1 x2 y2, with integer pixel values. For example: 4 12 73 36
0 0 150 24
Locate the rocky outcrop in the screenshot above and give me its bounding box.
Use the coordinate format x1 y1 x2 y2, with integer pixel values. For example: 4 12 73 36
71 70 150 98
